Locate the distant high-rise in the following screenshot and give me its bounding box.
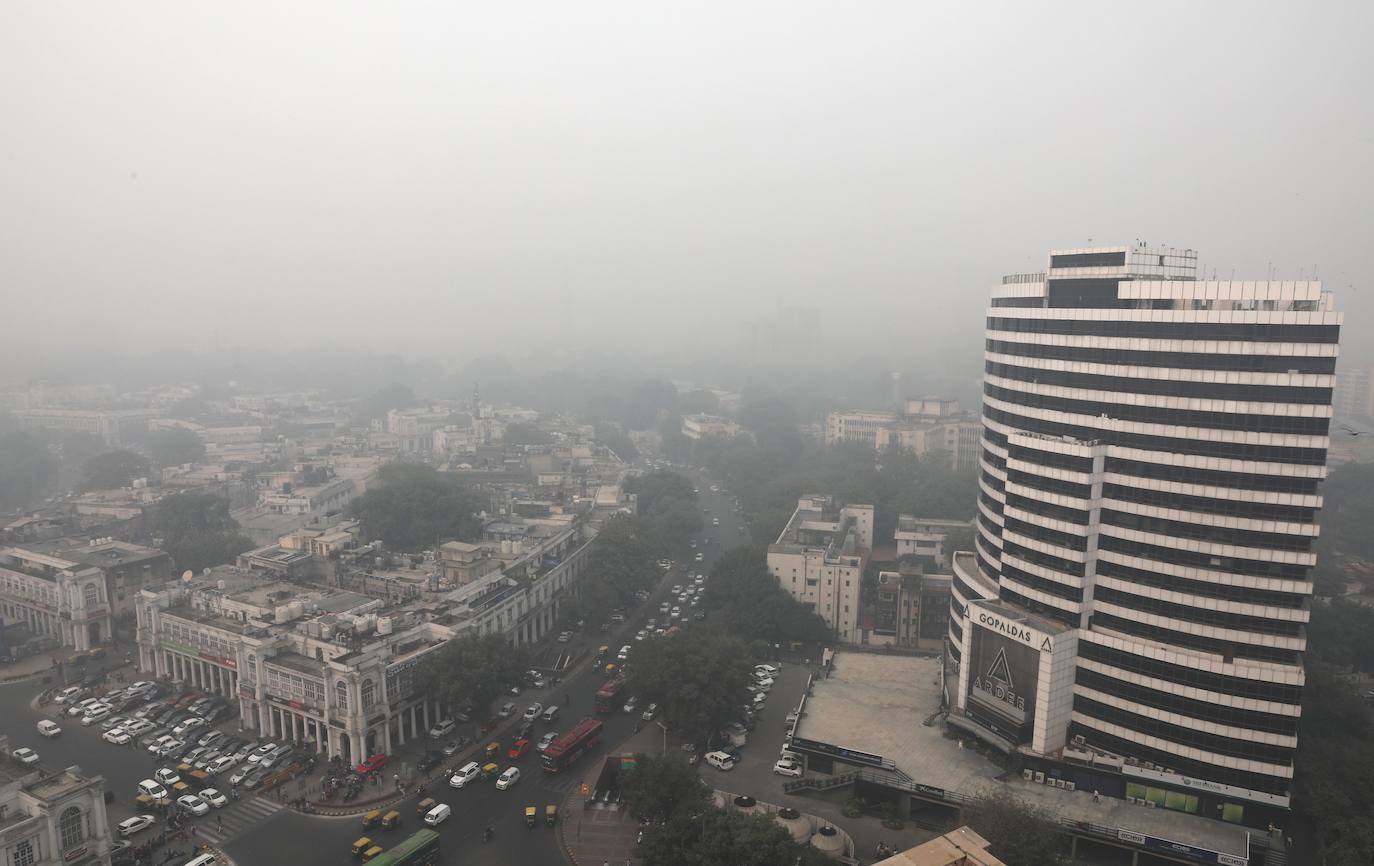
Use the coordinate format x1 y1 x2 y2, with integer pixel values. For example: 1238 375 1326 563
949 243 1339 818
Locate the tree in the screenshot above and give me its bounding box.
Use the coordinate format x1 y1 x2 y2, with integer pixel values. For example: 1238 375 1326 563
0 431 58 511
626 628 753 745
349 464 487 551
619 753 712 824
964 790 1067 866
413 634 530 722
594 423 639 462
638 806 829 866
626 470 702 553
356 382 417 422
702 547 833 646
147 491 254 574
147 427 207 467
82 449 151 490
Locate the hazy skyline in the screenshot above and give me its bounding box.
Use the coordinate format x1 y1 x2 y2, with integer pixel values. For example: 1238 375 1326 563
4 1 1371 376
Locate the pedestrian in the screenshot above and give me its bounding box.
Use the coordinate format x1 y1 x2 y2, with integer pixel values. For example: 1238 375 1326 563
217 814 222 830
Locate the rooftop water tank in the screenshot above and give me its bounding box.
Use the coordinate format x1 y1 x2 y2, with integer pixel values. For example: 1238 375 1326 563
320 622 334 640
275 604 294 623
376 617 394 635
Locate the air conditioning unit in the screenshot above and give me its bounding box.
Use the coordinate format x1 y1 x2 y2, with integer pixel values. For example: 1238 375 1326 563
1066 781 1076 791
1055 779 1066 789
1126 757 1140 766
1034 772 1045 784
1145 762 1156 770
878 573 892 586
1072 734 1086 746
1022 769 1034 781
1126 796 1137 805
1146 801 1156 809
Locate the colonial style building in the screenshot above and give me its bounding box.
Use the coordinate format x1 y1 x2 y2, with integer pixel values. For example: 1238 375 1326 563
0 742 115 866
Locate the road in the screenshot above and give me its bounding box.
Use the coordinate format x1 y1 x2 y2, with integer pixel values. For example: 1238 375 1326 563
0 465 753 866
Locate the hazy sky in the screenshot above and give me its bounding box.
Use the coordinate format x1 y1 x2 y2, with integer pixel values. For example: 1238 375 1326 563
3 1 1371 375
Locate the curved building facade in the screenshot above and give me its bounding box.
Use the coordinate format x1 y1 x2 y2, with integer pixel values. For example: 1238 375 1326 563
951 243 1339 815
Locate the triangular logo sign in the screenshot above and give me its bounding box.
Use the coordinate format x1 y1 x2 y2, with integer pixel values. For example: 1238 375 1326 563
985 647 1014 690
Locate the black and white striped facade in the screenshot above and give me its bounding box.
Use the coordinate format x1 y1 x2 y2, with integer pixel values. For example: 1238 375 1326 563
950 243 1339 808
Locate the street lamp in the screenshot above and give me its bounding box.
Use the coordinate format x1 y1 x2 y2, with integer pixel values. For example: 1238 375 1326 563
656 720 668 756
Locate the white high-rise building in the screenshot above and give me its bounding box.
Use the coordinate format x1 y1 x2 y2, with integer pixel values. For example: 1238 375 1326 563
949 243 1339 824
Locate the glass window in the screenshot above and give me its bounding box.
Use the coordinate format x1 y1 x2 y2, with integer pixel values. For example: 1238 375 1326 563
362 678 376 708
58 807 83 848
13 839 36 866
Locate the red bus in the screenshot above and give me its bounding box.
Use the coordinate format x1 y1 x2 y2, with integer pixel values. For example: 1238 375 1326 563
541 718 603 773
595 674 626 714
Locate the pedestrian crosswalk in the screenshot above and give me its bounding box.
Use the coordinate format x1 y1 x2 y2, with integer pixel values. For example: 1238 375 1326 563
195 796 285 844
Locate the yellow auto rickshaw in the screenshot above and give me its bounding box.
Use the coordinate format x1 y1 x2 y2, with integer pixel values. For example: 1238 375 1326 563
352 837 372 857
362 809 381 829
604 663 618 675
176 762 194 774
597 644 609 658
545 804 557 826
416 797 436 817
363 846 384 861
480 762 500 781
171 781 191 797
381 810 401 830
485 741 500 761
525 806 536 828
135 794 157 810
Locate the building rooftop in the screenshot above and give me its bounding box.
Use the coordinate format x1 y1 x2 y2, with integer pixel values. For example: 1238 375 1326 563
268 651 328 677
795 653 1251 863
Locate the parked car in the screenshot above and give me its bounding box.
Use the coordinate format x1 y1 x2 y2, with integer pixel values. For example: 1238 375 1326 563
354 753 388 775
497 702 517 719
641 703 658 721
11 747 39 765
104 729 133 745
36 720 62 738
154 768 180 787
773 758 803 777
200 788 228 808
428 719 456 738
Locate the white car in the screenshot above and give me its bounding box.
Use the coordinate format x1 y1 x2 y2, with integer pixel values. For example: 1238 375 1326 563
537 732 559 753
773 758 803 777
36 720 62 738
147 735 176 754
449 762 481 788
124 719 155 735
173 717 206 737
623 696 639 713
81 705 112 725
154 768 180 787
101 715 130 731
617 646 631 661
54 686 85 704
704 751 735 771
428 719 456 738
67 697 101 717
200 788 228 808
495 767 521 790
634 630 647 642
11 747 39 765
176 794 210 816
641 703 658 721
104 729 133 745
206 755 239 775
522 703 543 721
117 815 156 837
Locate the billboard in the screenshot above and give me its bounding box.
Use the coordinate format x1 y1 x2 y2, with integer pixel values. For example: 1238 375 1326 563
966 623 1040 743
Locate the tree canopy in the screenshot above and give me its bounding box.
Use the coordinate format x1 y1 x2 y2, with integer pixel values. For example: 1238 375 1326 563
701 547 833 646
413 634 529 721
964 790 1067 866
147 427 207 467
82 449 151 490
626 627 753 744
147 491 253 574
619 753 712 824
625 470 701 554
638 804 830 866
356 382 418 422
349 463 486 551
0 431 58 512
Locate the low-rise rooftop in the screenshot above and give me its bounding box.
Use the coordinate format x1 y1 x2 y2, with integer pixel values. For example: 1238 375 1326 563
794 652 1251 864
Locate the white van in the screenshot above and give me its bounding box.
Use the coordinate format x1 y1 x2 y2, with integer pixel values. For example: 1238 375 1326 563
181 855 220 866
541 706 560 723
424 802 452 826
704 751 736 771
36 720 62 738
